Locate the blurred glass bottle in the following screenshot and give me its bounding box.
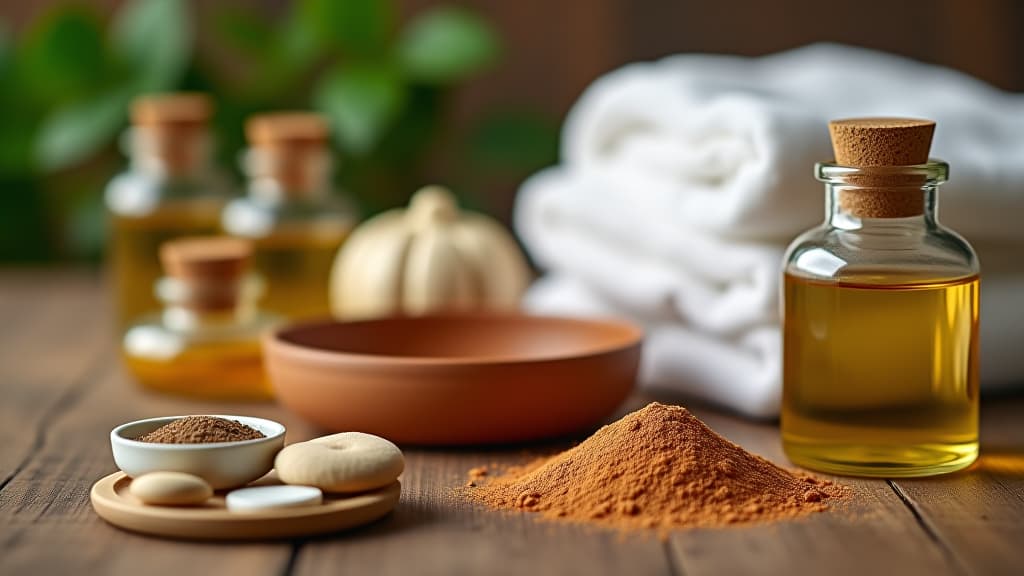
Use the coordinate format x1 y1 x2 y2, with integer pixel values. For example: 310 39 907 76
222 112 357 319
123 237 278 400
106 93 234 327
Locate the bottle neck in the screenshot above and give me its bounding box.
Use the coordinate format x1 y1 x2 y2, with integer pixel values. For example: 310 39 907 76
161 304 258 332
126 126 213 179
155 276 263 333
816 160 948 233
241 146 333 202
825 183 939 231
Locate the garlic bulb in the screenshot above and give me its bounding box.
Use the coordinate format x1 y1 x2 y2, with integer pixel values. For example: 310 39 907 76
330 186 530 319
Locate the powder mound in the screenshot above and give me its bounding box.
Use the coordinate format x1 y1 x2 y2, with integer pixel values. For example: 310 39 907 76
136 416 265 444
466 403 849 531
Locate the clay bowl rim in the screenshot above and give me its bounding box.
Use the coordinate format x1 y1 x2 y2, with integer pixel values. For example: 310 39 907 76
264 312 644 368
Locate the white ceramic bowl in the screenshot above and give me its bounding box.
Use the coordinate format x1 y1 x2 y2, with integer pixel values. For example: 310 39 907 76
110 415 286 490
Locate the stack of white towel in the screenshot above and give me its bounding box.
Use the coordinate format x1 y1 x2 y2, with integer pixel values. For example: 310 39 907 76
515 44 1024 418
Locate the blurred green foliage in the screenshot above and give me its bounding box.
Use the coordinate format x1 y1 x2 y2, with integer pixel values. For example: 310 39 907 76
0 0 558 263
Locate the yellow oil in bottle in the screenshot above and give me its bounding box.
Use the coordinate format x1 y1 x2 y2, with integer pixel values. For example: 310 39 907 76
782 273 979 477
122 235 277 402
123 333 271 400
249 226 350 319
109 201 223 326
230 112 357 318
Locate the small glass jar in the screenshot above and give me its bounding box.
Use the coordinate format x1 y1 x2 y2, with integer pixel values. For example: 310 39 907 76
105 93 234 327
781 159 980 477
222 113 357 319
122 238 279 400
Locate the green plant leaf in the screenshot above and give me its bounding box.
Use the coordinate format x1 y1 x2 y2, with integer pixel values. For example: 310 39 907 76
299 0 394 56
19 7 107 104
34 88 131 171
0 23 10 68
213 6 274 59
276 4 321 71
110 0 190 91
467 111 559 172
398 6 498 83
64 184 107 261
314 65 405 155
208 4 284 98
0 24 29 173
0 109 37 174
0 175 53 261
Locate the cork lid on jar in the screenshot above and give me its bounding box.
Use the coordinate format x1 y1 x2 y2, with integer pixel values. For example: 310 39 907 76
129 93 213 175
245 112 330 150
829 118 934 166
161 236 252 280
244 112 332 194
827 117 936 218
159 237 253 310
131 93 213 128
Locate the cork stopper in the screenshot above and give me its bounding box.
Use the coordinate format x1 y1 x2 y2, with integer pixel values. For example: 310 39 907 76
828 118 936 218
245 112 330 150
129 93 213 175
245 112 331 193
131 93 213 128
159 237 253 310
161 236 252 280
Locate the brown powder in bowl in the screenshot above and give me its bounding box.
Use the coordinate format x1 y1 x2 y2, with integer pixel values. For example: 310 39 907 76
466 403 849 532
136 416 265 444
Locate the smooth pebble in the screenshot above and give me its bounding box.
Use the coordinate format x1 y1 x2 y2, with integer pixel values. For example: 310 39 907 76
275 432 404 493
226 485 323 512
130 471 213 506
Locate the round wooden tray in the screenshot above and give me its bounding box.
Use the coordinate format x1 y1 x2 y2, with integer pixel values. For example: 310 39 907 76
90 472 400 540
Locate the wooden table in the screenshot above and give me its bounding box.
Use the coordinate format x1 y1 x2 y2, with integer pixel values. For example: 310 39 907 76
2 270 1022 575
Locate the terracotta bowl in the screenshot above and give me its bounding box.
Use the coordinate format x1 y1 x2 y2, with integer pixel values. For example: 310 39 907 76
264 313 642 445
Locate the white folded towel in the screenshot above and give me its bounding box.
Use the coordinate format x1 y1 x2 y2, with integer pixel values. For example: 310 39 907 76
517 168 783 335
526 276 783 417
515 44 1024 418
560 43 1024 243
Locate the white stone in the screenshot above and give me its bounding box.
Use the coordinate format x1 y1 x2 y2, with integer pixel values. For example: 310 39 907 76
226 485 323 512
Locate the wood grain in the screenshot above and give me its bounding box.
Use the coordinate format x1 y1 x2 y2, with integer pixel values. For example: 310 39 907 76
292 447 675 576
1 271 1022 575
0 271 293 575
669 404 962 576
888 397 1024 576
0 271 110 483
0 353 300 576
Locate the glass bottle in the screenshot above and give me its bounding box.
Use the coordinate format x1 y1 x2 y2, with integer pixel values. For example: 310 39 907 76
122 237 278 400
782 118 979 477
222 112 357 319
106 93 234 327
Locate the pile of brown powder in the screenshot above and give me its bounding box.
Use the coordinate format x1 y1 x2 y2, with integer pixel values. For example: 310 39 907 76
466 403 848 531
136 416 265 444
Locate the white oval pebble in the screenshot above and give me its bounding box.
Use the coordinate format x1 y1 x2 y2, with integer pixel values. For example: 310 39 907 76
130 471 213 506
226 485 323 512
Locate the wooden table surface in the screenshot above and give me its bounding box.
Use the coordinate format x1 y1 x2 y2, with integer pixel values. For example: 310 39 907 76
2 270 1022 576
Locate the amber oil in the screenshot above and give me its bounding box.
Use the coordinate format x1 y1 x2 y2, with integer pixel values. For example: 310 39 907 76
248 226 350 318
782 273 979 476
225 112 356 319
123 332 269 400
110 202 223 326
122 237 277 400
106 93 231 326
